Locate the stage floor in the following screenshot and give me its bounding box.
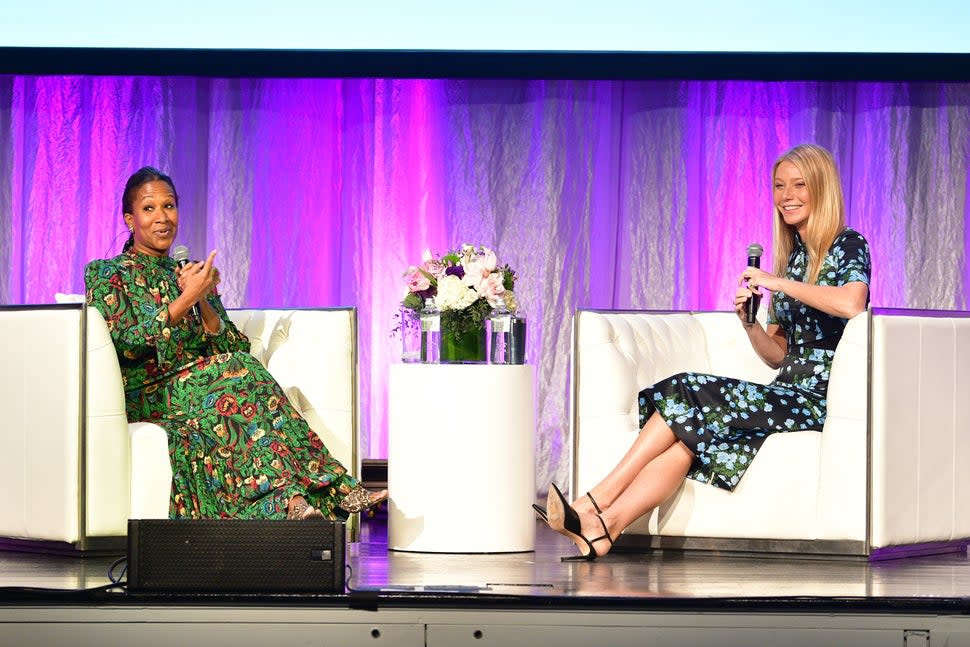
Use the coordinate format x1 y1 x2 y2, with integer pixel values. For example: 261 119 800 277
4 518 970 646
3 517 970 604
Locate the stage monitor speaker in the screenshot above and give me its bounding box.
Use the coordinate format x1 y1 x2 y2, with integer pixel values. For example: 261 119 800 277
127 518 345 593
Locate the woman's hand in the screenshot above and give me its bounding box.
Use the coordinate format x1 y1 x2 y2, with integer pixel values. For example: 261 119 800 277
169 250 222 331
739 266 783 294
175 250 219 303
735 266 779 325
176 264 220 295
734 285 756 323
734 267 788 367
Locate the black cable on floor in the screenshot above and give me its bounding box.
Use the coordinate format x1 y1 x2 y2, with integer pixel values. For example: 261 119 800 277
107 556 128 585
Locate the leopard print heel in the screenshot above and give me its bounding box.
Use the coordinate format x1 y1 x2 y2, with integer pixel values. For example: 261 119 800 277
338 486 388 514
287 500 324 520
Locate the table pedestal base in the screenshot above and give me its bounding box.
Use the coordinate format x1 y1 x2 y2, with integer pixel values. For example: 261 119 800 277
388 364 536 553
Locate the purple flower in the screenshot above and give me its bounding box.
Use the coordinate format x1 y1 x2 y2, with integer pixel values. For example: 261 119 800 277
445 265 465 279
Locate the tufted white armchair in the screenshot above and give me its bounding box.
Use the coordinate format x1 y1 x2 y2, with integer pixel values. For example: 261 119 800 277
0 304 359 552
571 308 970 559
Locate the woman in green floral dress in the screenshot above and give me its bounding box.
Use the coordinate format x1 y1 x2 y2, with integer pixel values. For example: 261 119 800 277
545 144 871 560
85 167 386 521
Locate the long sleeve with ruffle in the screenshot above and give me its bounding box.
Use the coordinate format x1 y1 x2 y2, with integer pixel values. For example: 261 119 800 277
84 250 250 391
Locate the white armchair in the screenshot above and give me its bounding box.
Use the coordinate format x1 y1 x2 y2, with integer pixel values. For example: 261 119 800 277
571 308 970 558
0 304 359 552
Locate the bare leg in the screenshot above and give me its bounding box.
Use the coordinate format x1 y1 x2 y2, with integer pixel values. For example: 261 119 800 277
571 441 693 558
574 411 678 513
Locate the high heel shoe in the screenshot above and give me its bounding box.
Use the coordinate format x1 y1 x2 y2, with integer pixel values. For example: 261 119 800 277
533 490 601 522
540 490 602 527
338 486 389 514
546 483 613 561
287 500 324 520
583 491 603 515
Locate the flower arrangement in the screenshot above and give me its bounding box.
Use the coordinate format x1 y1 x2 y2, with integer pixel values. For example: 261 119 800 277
402 244 517 345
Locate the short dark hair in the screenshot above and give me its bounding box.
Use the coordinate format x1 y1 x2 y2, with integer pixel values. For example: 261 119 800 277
121 166 178 252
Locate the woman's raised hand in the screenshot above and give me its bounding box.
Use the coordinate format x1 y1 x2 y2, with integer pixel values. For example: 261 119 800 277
176 250 219 304
738 266 781 293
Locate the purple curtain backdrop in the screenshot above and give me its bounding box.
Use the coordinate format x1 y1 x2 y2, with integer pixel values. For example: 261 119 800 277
2 76 969 490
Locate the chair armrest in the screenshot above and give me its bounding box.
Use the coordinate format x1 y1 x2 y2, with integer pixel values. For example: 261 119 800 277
0 305 129 543
0 306 84 541
84 307 130 536
870 310 970 548
815 310 869 541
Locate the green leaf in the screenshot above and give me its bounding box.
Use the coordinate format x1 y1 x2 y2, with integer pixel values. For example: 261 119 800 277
402 293 424 310
502 266 516 291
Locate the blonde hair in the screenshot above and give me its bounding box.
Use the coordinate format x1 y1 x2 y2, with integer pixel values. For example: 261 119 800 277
771 144 846 284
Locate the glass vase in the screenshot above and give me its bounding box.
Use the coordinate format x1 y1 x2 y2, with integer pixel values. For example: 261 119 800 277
440 320 487 364
399 307 421 363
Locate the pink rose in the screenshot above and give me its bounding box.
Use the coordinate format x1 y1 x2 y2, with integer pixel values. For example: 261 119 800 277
480 272 506 307
420 249 447 279
422 259 446 279
403 266 431 292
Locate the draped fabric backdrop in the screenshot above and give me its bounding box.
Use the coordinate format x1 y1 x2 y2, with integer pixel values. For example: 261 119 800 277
2 76 969 492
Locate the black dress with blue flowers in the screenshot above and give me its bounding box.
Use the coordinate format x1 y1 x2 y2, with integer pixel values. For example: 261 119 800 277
637 227 871 490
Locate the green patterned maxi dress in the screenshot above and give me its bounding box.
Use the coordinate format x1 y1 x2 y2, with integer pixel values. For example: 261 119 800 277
84 249 358 519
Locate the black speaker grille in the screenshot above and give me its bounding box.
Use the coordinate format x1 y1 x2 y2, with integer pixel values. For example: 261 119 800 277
127 518 345 593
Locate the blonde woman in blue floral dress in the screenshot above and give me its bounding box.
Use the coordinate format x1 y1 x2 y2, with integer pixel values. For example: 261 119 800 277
546 144 871 560
85 167 387 521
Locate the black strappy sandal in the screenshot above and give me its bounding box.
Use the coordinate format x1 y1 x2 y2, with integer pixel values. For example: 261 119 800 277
533 491 601 522
546 483 614 561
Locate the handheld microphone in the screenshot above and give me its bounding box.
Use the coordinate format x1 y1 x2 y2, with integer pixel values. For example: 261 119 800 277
745 243 764 325
172 245 201 322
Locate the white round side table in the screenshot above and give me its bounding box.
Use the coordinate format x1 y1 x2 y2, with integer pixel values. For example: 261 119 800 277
387 363 536 553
